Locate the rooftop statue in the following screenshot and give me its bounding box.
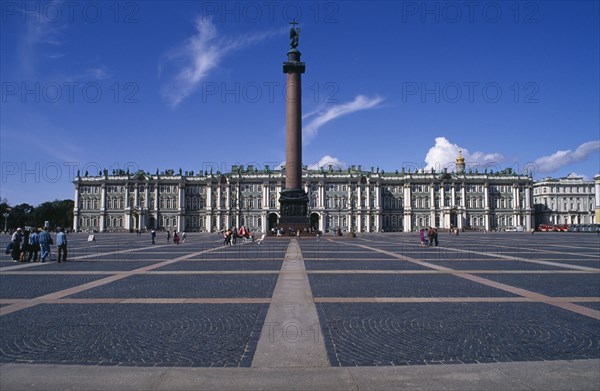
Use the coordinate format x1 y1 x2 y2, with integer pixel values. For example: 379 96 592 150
289 20 299 49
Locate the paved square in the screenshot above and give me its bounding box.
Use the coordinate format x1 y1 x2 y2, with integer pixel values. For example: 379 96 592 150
0 232 598 390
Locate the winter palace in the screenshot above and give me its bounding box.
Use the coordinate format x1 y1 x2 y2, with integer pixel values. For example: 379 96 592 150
73 153 598 234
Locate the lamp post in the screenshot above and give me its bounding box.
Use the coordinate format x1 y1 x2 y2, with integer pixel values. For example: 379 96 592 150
3 212 9 233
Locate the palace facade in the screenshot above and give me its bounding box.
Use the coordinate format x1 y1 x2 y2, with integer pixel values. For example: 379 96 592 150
533 174 599 225
73 154 537 233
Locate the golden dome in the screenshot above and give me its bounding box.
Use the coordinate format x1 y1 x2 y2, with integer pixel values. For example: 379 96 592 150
456 150 465 164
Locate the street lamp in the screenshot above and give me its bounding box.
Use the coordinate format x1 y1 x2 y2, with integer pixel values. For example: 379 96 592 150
3 212 9 233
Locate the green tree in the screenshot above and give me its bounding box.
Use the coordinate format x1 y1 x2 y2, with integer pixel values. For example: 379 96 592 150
33 200 74 229
1 200 74 231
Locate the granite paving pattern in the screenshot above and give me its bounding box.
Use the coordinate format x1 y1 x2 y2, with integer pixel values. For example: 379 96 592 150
0 303 267 367
317 302 600 366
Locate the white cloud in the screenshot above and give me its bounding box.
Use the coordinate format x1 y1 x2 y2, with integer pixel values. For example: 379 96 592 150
307 155 346 170
66 66 111 82
18 1 66 75
160 17 277 107
276 155 346 170
533 141 600 173
424 137 504 171
565 172 589 180
303 95 384 144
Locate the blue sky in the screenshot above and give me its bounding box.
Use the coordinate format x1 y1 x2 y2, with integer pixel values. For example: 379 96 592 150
1 0 599 206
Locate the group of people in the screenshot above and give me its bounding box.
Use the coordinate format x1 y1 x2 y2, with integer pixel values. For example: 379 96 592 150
223 226 253 245
161 230 186 245
419 227 439 247
7 227 68 263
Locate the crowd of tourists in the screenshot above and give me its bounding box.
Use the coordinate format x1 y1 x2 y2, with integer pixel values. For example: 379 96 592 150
223 226 254 245
6 227 68 263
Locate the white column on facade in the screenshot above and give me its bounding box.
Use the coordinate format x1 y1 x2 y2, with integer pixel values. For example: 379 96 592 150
133 185 139 231
217 185 223 231
429 183 436 227
226 185 231 228
263 183 269 212
356 185 362 232
154 184 159 229
484 183 490 231
347 183 352 231
451 185 456 207
178 185 185 232
440 184 447 229
403 184 412 232
318 182 324 208
206 185 213 232
124 184 130 230
524 185 532 230
73 184 80 231
206 185 213 209
460 184 467 229
98 185 106 232
512 185 520 227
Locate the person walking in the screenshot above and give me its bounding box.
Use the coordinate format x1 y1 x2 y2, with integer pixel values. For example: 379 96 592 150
38 227 52 263
56 227 68 263
181 231 187 244
419 229 426 247
427 227 435 247
19 229 30 262
10 228 22 262
433 227 439 247
166 230 171 243
151 229 156 244
28 228 40 262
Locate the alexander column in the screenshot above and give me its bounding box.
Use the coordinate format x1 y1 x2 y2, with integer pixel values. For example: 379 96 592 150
279 21 309 227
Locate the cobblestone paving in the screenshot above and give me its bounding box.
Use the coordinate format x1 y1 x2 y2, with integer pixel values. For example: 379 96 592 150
0 303 267 367
551 260 600 268
423 261 570 270
317 302 600 366
577 302 600 310
476 273 600 297
308 274 519 297
305 260 430 270
0 275 108 299
69 274 279 298
154 260 283 271
34 261 161 271
1 232 599 370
